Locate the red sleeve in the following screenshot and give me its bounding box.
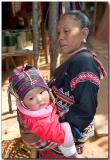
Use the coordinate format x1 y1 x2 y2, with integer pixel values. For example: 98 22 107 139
20 107 65 144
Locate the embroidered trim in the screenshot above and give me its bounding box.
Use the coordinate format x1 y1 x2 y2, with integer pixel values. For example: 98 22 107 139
23 139 57 150
70 72 100 90
52 86 75 105
50 148 63 156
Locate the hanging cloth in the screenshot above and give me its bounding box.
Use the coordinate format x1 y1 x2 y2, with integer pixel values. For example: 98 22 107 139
91 51 107 79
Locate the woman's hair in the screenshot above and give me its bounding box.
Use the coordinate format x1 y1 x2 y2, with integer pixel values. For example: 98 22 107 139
61 10 93 49
62 10 92 34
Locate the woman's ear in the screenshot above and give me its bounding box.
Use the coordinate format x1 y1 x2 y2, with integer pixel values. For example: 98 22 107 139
81 27 89 41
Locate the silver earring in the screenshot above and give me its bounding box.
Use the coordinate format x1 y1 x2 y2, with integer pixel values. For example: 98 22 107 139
83 39 87 43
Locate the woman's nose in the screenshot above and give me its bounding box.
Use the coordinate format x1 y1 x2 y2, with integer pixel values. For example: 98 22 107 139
57 31 64 41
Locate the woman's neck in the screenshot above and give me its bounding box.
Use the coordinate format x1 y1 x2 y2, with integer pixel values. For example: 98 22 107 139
64 46 87 62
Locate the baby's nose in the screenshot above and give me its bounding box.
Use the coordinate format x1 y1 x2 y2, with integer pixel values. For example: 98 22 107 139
37 95 42 102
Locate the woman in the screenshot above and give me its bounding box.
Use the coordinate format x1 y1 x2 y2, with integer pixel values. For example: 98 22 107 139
39 10 106 158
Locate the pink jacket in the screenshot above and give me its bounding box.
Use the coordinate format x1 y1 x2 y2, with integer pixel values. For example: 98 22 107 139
17 100 65 144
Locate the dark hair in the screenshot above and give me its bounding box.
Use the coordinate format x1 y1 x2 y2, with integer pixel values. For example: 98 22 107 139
62 10 92 34
61 10 93 50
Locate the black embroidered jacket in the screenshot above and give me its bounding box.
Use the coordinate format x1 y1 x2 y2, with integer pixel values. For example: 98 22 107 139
49 49 100 139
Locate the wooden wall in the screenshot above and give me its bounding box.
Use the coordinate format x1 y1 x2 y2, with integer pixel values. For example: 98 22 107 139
95 3 108 45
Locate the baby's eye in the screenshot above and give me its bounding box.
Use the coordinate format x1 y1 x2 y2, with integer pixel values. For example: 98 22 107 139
29 97 33 100
40 91 44 94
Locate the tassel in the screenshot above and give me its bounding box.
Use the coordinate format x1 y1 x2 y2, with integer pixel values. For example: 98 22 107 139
91 51 107 79
49 89 56 104
7 87 13 114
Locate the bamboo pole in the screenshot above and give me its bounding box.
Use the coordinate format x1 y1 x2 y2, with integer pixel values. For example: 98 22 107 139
32 2 40 68
92 2 97 34
49 2 59 77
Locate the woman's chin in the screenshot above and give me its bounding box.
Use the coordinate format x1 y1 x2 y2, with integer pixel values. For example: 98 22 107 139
60 51 72 55
60 50 69 54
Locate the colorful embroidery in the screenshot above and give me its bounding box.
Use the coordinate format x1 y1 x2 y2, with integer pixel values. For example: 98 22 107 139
56 100 69 112
70 72 100 90
52 86 75 105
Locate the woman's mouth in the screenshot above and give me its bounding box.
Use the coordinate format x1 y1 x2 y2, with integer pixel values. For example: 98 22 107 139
60 44 68 50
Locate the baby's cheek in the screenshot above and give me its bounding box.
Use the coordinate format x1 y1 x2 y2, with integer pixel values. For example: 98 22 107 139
44 96 49 102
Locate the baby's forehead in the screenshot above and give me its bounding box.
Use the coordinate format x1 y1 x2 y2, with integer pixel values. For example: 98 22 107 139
29 86 45 93
28 87 46 95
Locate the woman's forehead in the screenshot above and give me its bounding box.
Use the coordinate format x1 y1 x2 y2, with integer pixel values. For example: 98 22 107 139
57 15 81 29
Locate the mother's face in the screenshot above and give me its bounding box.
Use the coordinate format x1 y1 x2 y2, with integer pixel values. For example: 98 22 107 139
57 15 88 54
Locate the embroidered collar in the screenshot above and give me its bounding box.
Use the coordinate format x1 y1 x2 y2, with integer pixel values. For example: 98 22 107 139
70 47 87 57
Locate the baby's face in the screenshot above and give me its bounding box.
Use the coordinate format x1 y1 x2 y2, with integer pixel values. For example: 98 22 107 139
23 87 49 110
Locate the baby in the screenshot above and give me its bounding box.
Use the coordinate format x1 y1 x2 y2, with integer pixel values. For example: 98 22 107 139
8 65 82 158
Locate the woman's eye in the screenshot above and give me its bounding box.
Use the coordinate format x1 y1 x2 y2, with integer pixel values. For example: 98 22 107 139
64 29 69 33
57 31 60 36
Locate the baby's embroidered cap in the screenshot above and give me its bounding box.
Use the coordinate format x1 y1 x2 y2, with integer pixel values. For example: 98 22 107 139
8 65 49 113
9 65 49 100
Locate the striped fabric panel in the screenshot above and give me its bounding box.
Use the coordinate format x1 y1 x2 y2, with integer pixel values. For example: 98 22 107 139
52 86 75 105
23 139 58 151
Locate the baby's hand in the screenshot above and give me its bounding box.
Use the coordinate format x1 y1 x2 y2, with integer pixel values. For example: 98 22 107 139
75 142 85 154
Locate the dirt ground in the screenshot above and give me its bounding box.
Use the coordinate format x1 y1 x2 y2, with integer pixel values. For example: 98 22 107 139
2 37 108 158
